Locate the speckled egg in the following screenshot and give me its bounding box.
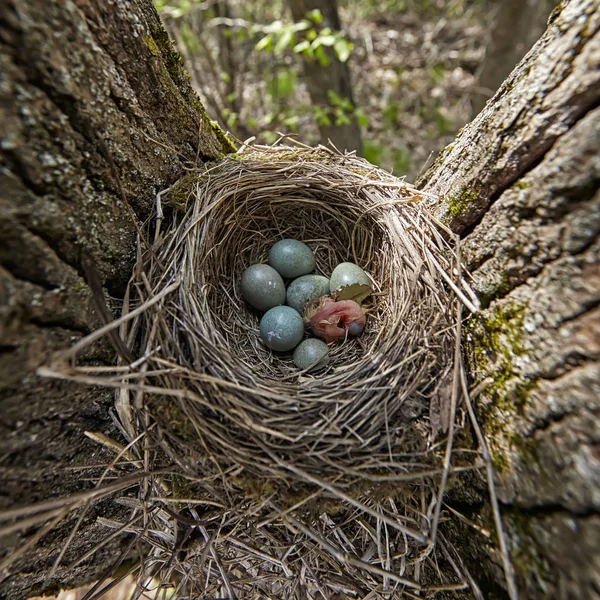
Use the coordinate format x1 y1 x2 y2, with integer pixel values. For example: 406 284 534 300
286 275 330 315
240 264 286 312
269 239 315 279
293 338 330 372
329 262 371 293
259 306 304 352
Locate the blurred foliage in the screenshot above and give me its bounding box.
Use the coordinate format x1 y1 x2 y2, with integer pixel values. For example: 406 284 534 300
154 0 490 178
154 0 361 150
255 11 354 66
339 0 488 18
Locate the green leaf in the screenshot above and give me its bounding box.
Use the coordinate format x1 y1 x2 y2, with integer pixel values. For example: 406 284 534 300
356 108 369 128
274 28 294 55
334 39 353 62
429 62 445 85
267 68 297 99
180 22 200 54
313 34 335 48
327 89 341 105
263 19 283 34
291 20 310 32
263 130 278 144
392 146 412 174
283 114 300 131
255 34 272 51
293 40 310 53
363 140 383 166
334 283 372 304
226 111 238 129
313 105 332 127
306 8 323 23
334 108 351 126
314 45 330 67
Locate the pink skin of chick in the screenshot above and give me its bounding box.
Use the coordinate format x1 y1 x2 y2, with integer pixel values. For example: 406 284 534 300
309 298 366 344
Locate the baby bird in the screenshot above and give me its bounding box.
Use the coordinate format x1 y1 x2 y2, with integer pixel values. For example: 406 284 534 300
309 298 366 343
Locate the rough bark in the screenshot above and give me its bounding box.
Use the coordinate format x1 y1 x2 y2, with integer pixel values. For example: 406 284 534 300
288 0 363 154
419 0 599 597
0 1 233 598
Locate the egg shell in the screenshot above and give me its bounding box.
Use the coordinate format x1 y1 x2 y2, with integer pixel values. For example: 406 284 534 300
329 262 370 293
259 306 305 352
293 339 330 372
286 275 330 315
269 239 315 279
240 264 286 312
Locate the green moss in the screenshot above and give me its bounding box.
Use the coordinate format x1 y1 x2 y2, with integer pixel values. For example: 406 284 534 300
144 34 161 56
491 449 510 474
470 301 527 389
167 172 200 212
515 180 530 190
152 31 237 155
445 185 479 217
189 95 238 154
466 302 539 472
144 23 236 157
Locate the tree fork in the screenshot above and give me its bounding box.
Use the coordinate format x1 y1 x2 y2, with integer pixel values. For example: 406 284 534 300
0 0 598 598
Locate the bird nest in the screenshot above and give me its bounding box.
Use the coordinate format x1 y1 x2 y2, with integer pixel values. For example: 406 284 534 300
39 144 484 599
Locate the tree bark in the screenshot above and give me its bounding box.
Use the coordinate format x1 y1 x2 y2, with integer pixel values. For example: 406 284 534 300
0 1 233 598
418 0 599 596
288 0 363 154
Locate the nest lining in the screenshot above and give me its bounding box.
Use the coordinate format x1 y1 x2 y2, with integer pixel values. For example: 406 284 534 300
39 143 484 598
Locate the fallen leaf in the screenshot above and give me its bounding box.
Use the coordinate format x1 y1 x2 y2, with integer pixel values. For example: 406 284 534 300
333 283 372 304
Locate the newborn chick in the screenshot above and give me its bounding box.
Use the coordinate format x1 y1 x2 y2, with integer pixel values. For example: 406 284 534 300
309 298 366 343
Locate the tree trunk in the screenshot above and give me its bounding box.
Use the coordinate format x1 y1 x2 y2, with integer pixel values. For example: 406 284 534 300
1 0 598 598
418 0 600 596
0 1 233 598
288 0 363 154
472 0 556 114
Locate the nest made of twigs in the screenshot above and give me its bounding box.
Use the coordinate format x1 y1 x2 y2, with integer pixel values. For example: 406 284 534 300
39 143 484 599
145 144 477 484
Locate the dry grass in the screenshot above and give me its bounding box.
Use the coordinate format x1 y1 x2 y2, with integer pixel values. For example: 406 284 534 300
9 142 513 600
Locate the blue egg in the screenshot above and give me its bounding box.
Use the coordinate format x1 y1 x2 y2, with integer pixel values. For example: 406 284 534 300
241 264 286 312
259 306 304 352
286 275 330 315
293 338 330 372
269 239 315 279
329 262 370 293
